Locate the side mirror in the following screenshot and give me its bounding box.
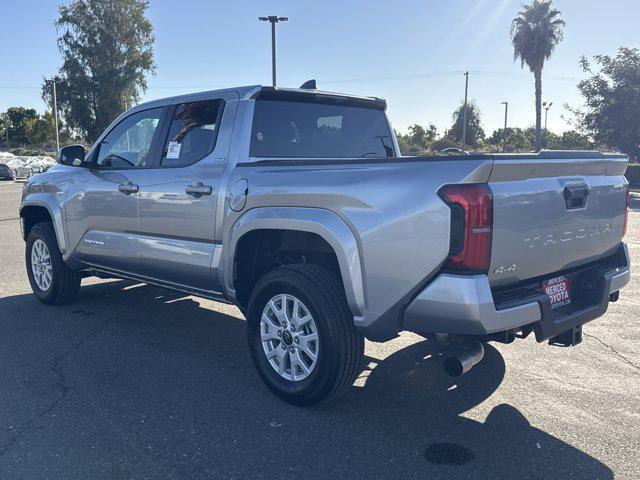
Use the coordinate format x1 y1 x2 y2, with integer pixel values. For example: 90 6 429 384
58 144 87 167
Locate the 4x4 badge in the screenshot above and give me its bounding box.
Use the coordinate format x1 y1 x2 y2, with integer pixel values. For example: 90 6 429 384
494 264 516 275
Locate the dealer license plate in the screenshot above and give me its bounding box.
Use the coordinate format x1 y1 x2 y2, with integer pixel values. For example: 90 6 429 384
542 275 571 310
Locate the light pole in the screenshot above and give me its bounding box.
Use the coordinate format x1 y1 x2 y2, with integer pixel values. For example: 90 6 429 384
259 16 288 87
461 71 469 147
501 101 508 153
49 78 60 154
543 101 552 148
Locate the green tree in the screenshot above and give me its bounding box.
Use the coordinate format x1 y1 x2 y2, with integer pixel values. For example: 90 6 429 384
487 127 533 152
511 0 565 151
447 101 484 147
3 107 39 144
0 107 60 147
573 47 640 161
548 130 593 150
0 113 10 147
395 124 438 155
43 0 155 142
26 111 58 145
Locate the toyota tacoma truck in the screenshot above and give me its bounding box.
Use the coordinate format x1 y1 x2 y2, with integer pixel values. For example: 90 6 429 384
20 85 631 405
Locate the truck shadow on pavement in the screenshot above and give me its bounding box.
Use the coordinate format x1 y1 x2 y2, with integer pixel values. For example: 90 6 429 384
0 279 613 480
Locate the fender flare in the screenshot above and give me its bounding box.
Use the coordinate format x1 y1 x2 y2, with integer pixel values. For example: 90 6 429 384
222 207 365 318
20 197 68 258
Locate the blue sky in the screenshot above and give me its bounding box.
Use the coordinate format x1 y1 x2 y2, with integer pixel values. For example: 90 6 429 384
1 0 638 134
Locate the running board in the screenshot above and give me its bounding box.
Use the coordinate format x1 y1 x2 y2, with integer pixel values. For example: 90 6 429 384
82 265 232 304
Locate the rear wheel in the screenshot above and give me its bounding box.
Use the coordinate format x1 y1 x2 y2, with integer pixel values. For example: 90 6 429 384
26 222 80 305
246 263 364 406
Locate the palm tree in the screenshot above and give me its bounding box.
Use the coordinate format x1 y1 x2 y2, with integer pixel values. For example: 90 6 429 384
511 0 565 151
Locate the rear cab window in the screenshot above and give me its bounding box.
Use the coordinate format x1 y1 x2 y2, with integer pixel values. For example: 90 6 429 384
160 99 224 167
250 96 395 159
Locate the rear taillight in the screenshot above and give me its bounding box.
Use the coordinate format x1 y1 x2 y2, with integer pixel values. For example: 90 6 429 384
439 184 493 272
623 184 629 237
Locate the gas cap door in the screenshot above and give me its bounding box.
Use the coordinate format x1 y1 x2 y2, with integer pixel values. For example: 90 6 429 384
229 178 248 212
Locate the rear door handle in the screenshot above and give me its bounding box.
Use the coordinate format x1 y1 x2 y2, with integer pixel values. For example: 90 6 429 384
118 182 139 194
185 182 212 196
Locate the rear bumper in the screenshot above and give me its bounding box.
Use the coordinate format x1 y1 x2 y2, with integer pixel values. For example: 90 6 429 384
403 243 630 340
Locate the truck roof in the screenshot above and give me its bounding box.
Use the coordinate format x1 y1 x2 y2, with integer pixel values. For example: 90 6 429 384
133 85 386 111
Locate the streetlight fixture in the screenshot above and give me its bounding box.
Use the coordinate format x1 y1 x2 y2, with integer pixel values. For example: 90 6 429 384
543 101 553 148
259 16 288 87
501 101 509 153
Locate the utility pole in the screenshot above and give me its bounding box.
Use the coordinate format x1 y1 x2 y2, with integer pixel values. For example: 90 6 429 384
461 71 469 147
543 101 552 148
501 101 509 153
50 78 60 154
259 16 288 87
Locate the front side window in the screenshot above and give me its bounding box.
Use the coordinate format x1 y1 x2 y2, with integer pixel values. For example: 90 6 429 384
250 99 395 158
96 108 162 168
160 100 223 167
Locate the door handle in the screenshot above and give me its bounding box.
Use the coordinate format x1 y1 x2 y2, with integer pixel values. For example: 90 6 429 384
563 183 590 209
185 182 212 196
118 182 139 194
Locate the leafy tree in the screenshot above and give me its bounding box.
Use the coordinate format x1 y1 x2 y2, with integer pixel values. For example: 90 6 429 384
548 130 593 150
487 127 593 152
487 127 533 152
511 0 565 150
447 101 484 147
0 113 10 147
3 107 39 145
395 124 438 155
572 47 640 161
26 111 58 145
43 0 155 142
0 107 67 147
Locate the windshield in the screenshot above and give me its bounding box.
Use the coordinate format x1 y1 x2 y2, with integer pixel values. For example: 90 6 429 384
250 99 394 159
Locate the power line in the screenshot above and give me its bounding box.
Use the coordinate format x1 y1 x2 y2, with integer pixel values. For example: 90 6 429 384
0 70 582 91
470 70 580 81
321 70 466 85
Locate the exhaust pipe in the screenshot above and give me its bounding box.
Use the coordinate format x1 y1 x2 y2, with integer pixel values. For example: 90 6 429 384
443 338 484 377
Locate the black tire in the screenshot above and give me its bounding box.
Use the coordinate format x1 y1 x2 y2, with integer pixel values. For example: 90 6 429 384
26 222 81 305
247 263 364 406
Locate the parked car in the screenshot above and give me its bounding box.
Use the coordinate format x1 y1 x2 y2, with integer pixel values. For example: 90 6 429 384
0 161 13 180
6 158 31 179
23 157 44 174
21 156 55 175
0 152 16 180
440 147 469 155
19 85 631 405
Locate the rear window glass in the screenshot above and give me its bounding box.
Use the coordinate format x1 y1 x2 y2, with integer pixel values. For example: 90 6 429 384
160 100 223 167
250 100 394 158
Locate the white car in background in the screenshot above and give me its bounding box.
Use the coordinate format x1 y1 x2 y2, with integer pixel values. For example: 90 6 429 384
5 158 32 179
24 156 56 175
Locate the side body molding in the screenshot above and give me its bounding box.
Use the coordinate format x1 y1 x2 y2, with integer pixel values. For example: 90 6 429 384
222 207 365 317
20 196 68 259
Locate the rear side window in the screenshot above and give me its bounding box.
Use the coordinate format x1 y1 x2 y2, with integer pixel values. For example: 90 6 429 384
250 99 394 158
160 100 223 166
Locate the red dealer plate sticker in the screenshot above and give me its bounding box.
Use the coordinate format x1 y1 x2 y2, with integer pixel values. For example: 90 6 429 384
542 275 571 310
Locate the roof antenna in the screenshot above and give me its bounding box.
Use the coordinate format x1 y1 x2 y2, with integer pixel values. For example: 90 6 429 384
299 79 317 89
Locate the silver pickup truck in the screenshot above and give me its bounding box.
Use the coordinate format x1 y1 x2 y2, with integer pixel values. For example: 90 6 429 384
20 85 630 405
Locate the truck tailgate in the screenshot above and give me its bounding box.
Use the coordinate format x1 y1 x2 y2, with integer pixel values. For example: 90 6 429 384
487 152 628 287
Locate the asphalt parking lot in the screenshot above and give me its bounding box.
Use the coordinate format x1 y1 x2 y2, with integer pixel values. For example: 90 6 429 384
0 180 638 480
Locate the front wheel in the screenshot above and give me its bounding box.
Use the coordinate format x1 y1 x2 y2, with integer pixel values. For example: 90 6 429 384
246 264 364 406
26 222 81 305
